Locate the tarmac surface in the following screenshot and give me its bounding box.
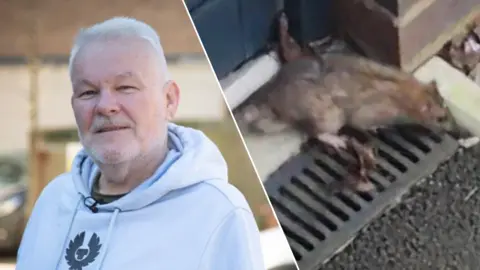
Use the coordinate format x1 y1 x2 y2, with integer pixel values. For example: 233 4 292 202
321 143 480 270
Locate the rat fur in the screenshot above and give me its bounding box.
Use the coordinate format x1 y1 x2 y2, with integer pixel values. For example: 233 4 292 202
234 54 449 138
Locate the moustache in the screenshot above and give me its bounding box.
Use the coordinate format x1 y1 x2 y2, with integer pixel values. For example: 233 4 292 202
90 117 132 133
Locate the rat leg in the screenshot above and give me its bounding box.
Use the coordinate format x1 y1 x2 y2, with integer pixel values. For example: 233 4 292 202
310 104 349 154
295 100 347 154
342 174 376 193
349 137 376 172
316 133 348 150
325 137 376 194
329 174 374 194
346 137 377 192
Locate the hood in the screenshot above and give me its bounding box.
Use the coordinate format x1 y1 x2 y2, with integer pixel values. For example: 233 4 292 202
71 122 228 212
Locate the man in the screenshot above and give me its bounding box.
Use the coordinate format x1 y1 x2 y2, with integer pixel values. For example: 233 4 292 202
17 17 266 270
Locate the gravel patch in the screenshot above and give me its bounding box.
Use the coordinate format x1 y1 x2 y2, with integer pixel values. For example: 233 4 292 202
320 144 480 270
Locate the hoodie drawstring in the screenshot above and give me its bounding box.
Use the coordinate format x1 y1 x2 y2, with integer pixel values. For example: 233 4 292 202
96 208 120 269
55 197 82 270
54 195 121 269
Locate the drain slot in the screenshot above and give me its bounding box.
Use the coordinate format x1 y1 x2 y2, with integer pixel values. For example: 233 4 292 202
396 128 433 152
355 189 374 202
370 136 414 168
377 149 408 173
281 224 314 255
264 127 458 270
296 172 362 218
282 186 337 235
313 158 344 181
375 165 396 181
367 177 386 192
274 202 327 242
279 187 340 231
306 161 338 185
303 168 330 187
291 248 302 261
375 131 420 162
291 177 351 221
335 193 362 211
367 172 390 191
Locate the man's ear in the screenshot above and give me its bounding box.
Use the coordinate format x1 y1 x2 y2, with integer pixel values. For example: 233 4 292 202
164 80 180 121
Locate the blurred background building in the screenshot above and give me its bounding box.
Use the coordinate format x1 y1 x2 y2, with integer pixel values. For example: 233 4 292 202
0 0 276 264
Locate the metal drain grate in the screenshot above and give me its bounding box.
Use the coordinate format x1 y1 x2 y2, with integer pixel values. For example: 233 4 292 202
263 127 459 270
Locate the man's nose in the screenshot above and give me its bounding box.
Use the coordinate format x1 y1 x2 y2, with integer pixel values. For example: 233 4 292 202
95 90 120 116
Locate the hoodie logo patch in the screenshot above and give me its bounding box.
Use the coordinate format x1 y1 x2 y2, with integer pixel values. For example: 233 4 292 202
65 231 102 270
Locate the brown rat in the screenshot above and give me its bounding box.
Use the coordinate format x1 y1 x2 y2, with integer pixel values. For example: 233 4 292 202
233 54 450 192
235 12 451 193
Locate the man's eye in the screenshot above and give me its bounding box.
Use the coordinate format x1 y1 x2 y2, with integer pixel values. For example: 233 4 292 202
117 86 136 91
79 90 97 97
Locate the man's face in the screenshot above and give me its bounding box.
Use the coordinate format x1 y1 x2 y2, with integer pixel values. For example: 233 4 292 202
70 38 179 164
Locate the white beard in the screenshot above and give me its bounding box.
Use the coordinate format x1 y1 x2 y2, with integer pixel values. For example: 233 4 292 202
79 132 141 165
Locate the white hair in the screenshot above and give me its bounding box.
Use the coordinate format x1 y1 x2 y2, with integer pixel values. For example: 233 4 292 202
68 16 171 80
